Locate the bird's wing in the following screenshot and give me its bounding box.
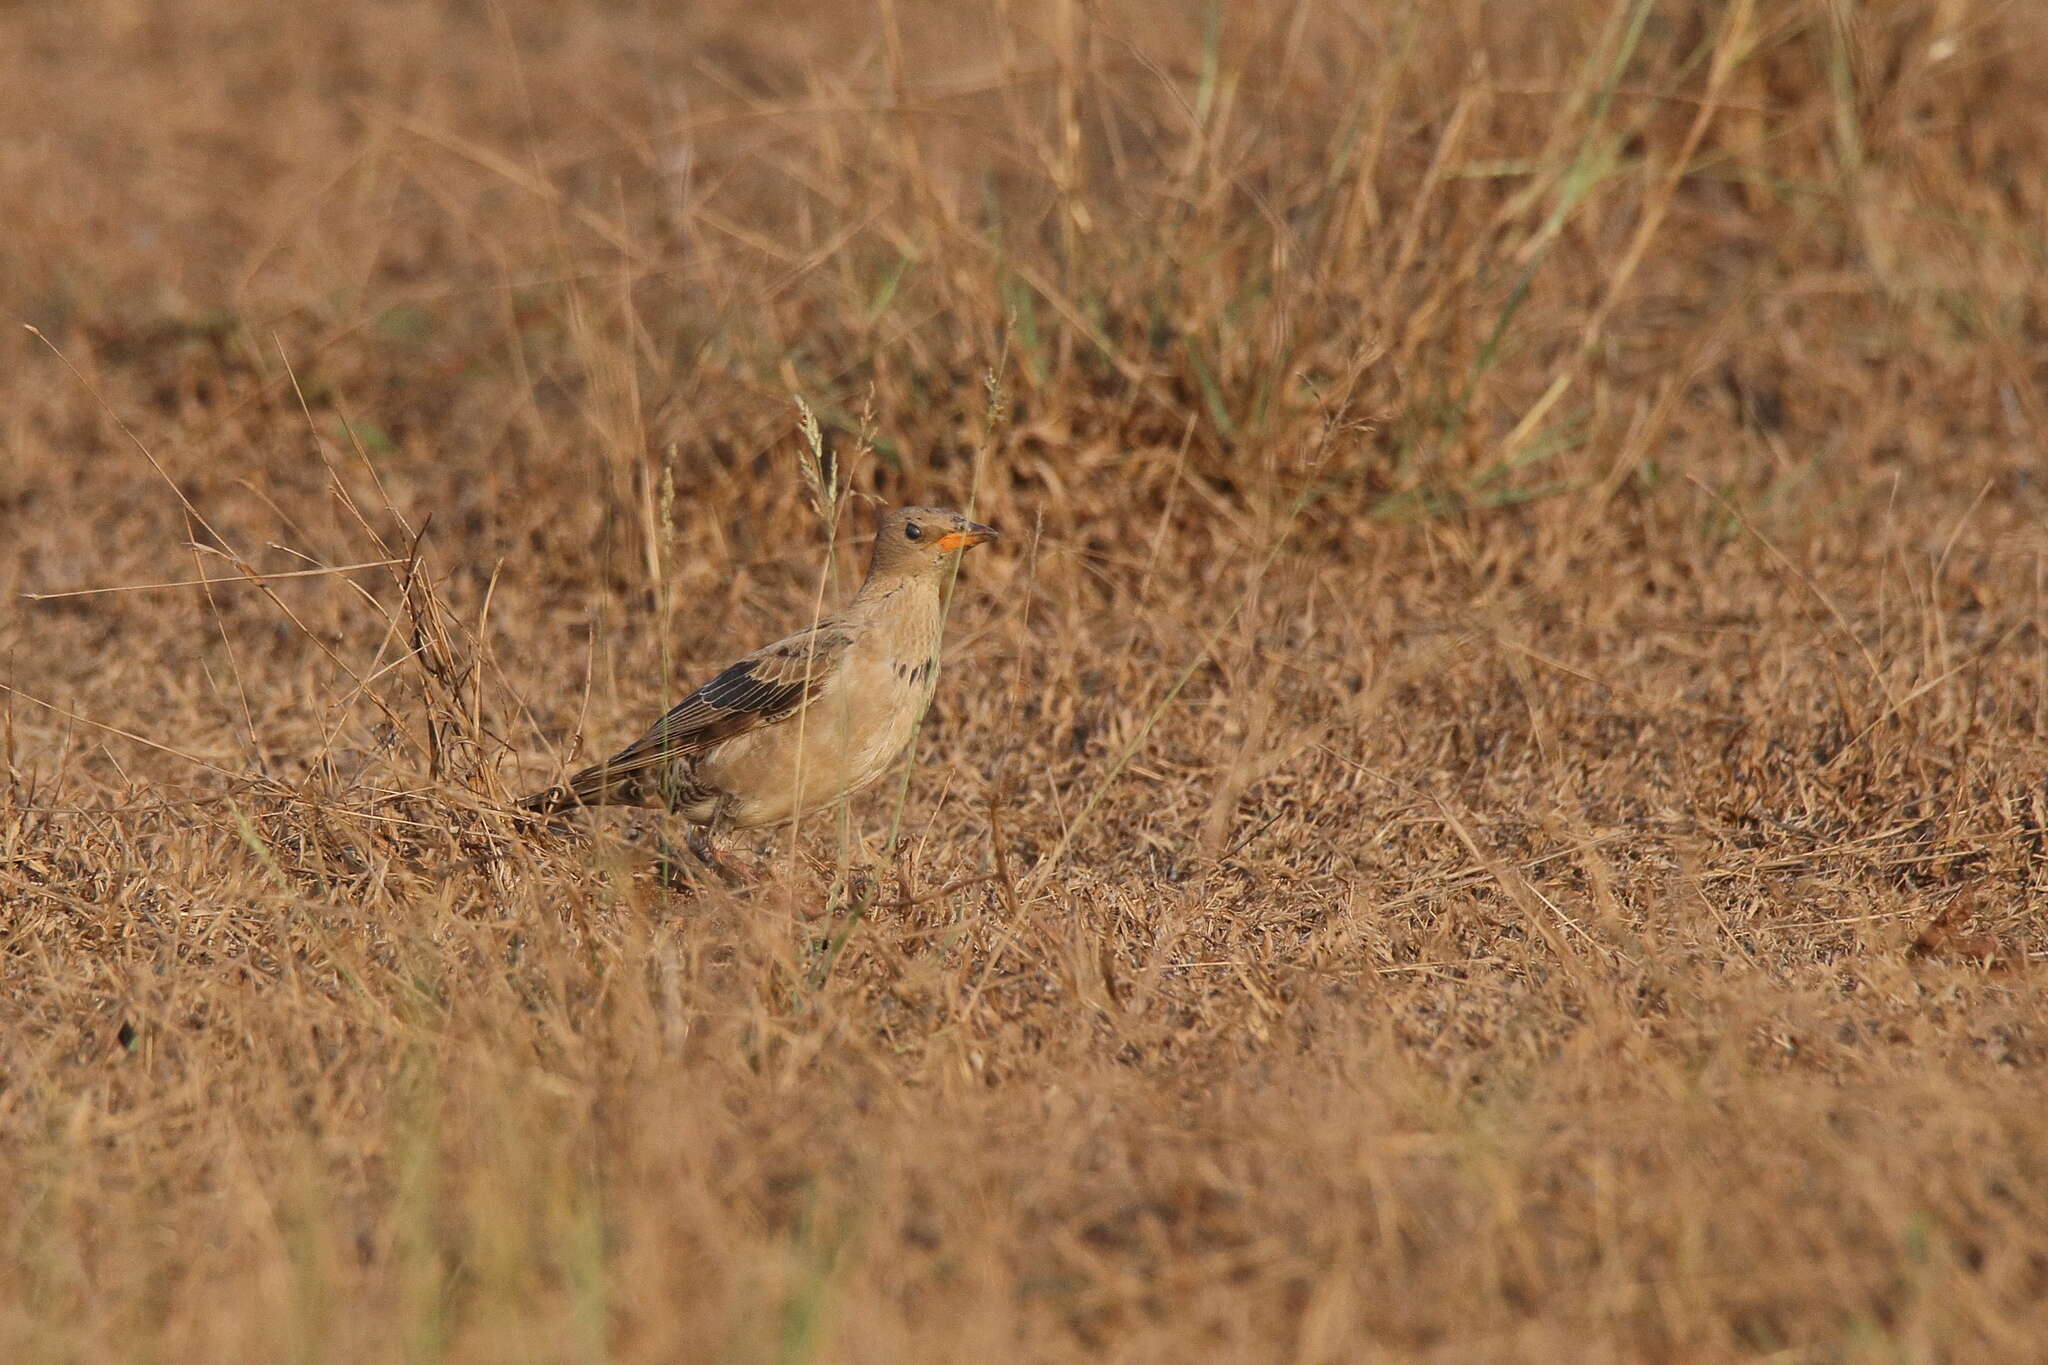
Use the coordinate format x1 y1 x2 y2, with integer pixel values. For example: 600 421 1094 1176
560 619 855 797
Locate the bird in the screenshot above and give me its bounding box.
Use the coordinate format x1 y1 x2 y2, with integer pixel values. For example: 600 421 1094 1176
520 505 998 875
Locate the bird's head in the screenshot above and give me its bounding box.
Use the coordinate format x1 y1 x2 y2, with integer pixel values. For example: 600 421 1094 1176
866 505 999 581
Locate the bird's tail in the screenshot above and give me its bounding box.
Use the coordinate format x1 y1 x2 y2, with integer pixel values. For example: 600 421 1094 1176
518 783 578 816
518 759 632 816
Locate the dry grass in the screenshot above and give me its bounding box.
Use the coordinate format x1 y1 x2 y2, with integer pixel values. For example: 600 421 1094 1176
5 0 2048 1359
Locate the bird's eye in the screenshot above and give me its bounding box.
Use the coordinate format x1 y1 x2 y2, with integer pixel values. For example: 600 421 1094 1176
904 523 923 541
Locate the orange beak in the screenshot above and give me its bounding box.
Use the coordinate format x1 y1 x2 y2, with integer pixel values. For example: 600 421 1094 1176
934 521 998 552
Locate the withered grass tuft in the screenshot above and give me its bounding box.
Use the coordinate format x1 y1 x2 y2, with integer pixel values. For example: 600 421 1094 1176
4 1 2047 1359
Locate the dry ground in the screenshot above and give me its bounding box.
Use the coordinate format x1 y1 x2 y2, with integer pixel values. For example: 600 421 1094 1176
4 0 2048 1360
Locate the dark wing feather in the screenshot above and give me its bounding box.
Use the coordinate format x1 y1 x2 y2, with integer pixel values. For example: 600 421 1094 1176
523 622 850 810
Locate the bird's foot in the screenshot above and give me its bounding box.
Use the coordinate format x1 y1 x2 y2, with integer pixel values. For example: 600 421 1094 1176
637 830 726 891
649 833 710 891
683 827 761 887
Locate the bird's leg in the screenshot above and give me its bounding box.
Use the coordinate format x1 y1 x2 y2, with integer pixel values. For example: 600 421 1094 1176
650 831 701 892
683 799 758 886
682 824 730 878
649 825 738 892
